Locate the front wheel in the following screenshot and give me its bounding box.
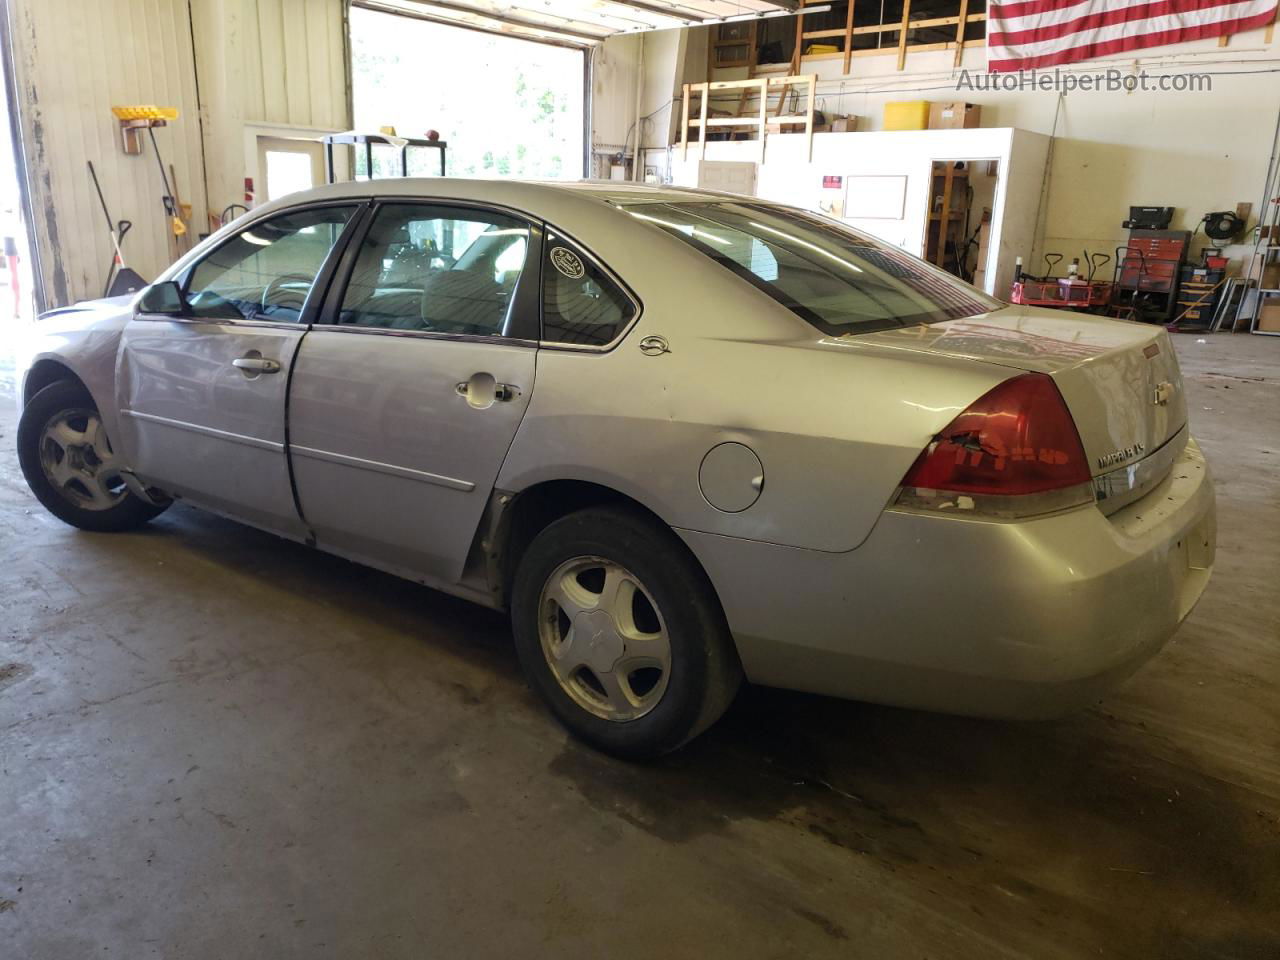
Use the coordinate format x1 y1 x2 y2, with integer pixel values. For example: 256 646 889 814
17 380 169 532
511 506 741 759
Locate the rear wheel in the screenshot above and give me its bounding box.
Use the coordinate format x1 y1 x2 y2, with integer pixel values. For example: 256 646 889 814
17 380 169 532
511 505 741 759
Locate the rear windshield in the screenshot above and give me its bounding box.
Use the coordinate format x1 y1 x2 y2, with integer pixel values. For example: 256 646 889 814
624 201 997 335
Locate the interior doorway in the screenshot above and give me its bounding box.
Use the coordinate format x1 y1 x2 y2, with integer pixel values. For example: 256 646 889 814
922 158 1001 288
257 136 325 203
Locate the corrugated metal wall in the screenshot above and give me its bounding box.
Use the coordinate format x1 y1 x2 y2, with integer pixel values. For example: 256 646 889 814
5 0 207 309
192 0 351 218
242 0 349 127
4 0 351 310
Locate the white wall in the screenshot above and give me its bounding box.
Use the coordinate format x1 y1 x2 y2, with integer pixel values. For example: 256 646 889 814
659 23 1280 272
671 126 1050 296
4 0 207 308
4 0 350 309
191 0 351 221
591 34 640 163
590 30 687 176
637 28 685 149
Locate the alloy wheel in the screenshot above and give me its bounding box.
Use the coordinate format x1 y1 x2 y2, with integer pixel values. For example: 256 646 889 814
537 556 672 722
38 408 128 511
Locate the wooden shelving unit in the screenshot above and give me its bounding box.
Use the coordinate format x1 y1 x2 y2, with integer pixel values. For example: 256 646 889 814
680 74 818 163
790 0 988 75
709 21 757 70
923 162 968 271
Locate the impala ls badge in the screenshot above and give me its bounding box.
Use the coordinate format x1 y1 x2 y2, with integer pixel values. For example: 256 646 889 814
1098 442 1146 469
1153 381 1174 406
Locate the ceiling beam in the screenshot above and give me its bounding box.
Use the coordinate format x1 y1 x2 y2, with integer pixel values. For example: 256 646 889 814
353 0 592 47
375 0 610 42
359 0 810 40
596 0 706 26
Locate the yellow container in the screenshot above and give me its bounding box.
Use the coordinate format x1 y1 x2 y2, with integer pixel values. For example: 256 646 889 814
111 105 179 121
883 100 931 131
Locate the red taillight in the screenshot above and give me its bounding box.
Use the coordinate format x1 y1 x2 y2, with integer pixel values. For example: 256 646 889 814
898 374 1090 507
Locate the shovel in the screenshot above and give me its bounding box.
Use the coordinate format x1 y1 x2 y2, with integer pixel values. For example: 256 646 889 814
87 161 148 298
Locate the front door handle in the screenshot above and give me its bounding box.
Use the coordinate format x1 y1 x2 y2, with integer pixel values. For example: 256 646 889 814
455 372 519 409
232 356 281 374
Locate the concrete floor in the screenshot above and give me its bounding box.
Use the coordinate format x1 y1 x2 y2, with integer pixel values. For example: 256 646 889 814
0 333 1277 959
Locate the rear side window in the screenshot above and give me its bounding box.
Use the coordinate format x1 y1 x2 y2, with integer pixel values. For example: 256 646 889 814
330 203 530 337
541 234 635 347
623 201 997 336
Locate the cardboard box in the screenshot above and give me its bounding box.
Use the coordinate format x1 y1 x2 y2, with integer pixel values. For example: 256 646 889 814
884 101 931 131
1259 300 1280 332
929 101 982 129
1248 252 1280 289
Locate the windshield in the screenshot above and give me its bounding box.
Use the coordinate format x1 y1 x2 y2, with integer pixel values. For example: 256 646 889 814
623 201 998 335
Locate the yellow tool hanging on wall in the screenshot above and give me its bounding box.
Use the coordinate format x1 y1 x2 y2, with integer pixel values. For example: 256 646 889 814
111 105 187 240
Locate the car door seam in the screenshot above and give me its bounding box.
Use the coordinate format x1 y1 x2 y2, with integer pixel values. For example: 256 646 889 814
282 326 316 542
283 200 374 544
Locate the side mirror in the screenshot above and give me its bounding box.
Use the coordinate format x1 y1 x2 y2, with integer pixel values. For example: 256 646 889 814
137 280 186 315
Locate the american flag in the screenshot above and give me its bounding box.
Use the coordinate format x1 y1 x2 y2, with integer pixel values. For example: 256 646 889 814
988 0 1279 72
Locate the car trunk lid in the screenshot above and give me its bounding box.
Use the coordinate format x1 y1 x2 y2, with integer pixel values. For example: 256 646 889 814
850 306 1187 479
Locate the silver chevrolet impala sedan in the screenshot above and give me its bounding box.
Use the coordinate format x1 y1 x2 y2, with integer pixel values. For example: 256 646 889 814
15 180 1215 758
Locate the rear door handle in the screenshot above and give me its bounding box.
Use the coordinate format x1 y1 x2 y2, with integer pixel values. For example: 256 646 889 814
455 373 519 409
232 356 281 374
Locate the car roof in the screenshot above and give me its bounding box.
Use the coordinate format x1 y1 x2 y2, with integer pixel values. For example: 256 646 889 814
262 177 760 218
531 180 732 205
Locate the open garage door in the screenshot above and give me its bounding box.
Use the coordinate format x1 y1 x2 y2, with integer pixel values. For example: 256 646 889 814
351 5 586 180
354 0 805 44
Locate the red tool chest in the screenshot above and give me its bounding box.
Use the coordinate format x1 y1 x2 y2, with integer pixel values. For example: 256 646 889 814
1117 230 1190 293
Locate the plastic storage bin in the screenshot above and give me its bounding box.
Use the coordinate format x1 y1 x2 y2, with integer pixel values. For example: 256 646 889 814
883 101 931 131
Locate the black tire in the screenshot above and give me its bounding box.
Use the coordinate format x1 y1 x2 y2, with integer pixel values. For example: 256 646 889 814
17 380 169 532
511 505 742 760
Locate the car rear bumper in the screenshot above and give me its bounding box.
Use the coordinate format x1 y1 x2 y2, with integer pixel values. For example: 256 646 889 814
676 437 1215 719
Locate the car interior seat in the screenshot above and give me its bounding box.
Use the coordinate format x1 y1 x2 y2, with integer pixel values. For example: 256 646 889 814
416 269 509 336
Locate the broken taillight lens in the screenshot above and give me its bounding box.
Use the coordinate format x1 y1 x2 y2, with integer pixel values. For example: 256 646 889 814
895 373 1093 518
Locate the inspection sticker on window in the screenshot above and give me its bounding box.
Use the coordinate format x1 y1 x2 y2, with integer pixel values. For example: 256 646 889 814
550 246 585 280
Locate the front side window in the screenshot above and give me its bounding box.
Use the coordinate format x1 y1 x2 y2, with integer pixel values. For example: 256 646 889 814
541 234 635 347
184 205 357 322
623 201 997 336
332 203 530 337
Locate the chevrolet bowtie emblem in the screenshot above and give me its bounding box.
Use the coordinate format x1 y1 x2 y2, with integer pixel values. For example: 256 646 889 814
1153 381 1174 406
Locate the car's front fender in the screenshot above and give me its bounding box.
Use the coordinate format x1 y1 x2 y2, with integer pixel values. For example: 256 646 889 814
15 297 133 444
